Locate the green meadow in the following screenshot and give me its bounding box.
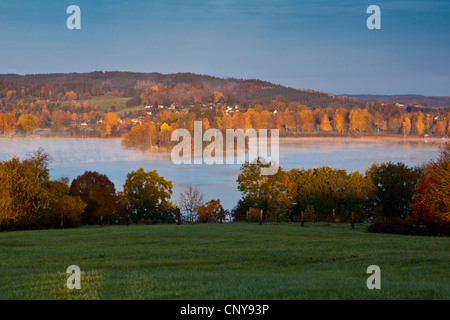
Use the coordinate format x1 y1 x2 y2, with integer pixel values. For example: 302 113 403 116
88 95 133 114
0 223 448 300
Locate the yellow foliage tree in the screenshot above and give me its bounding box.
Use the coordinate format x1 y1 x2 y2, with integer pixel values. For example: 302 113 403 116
334 109 347 133
320 114 332 132
65 90 78 100
402 116 411 136
17 114 40 136
202 118 210 131
160 123 172 144
103 112 119 128
100 122 112 137
349 109 366 132
299 109 315 131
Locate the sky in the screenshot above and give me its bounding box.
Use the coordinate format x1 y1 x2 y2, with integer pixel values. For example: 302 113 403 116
0 0 449 96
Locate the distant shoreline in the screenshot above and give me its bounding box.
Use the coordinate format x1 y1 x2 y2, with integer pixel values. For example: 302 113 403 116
0 135 448 144
280 136 449 143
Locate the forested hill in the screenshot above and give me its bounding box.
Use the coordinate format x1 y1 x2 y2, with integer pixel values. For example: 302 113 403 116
348 94 450 108
1 71 450 139
0 71 363 108
0 72 232 90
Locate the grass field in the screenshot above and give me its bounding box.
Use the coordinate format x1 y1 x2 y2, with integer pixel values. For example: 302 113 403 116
0 223 448 300
88 95 134 114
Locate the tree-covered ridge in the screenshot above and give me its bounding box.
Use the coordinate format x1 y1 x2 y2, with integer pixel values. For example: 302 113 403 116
349 94 450 108
0 71 364 108
0 72 449 141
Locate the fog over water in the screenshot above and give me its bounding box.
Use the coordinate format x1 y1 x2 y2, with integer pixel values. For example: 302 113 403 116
0 137 445 210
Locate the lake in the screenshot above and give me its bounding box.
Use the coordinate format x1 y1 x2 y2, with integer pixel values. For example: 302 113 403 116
0 137 446 210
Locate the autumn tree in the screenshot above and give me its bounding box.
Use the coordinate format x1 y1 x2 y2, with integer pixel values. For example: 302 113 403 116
195 199 226 223
433 118 448 137
122 123 157 149
160 122 172 145
0 149 86 230
349 109 366 132
414 113 426 136
213 116 223 131
372 111 385 132
65 90 78 100
0 152 51 228
69 171 120 225
101 112 120 137
45 178 87 228
17 114 40 136
100 122 112 137
299 109 315 132
334 108 348 133
259 111 274 130
388 114 401 134
221 114 233 130
237 158 291 222
51 110 71 132
39 109 51 127
402 116 411 136
122 168 174 222
320 114 332 132
412 142 450 225
0 113 17 136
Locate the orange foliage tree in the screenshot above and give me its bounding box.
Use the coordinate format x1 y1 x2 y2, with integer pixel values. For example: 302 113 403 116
412 142 450 224
195 199 227 223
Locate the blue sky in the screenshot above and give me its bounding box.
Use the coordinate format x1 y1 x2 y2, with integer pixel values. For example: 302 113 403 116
0 0 449 95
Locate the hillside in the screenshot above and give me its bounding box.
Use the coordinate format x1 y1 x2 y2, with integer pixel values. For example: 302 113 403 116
347 94 450 108
0 71 364 109
2 71 449 140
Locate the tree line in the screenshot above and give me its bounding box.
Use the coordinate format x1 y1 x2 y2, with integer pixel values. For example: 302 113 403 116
232 143 449 235
1 143 448 235
2 102 449 143
0 150 227 231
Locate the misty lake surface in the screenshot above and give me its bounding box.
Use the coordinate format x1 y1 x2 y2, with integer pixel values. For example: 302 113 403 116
0 137 445 210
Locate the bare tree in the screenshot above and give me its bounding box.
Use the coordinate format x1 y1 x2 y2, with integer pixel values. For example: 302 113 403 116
178 186 205 223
